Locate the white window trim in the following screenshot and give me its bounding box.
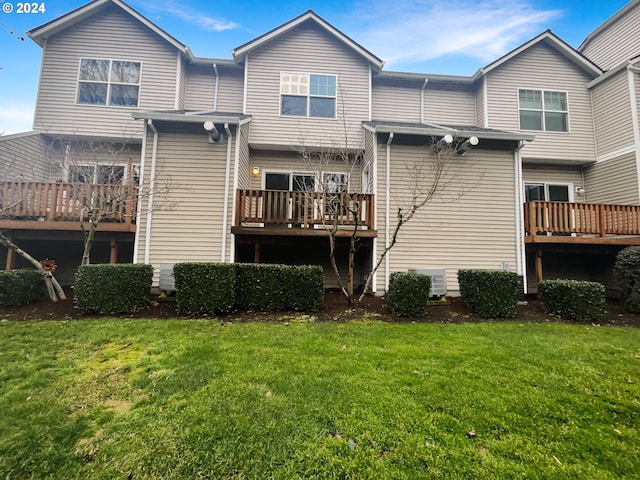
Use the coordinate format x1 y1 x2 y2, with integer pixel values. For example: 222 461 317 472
279 72 338 119
517 88 570 133
76 58 143 108
524 182 574 203
262 170 349 192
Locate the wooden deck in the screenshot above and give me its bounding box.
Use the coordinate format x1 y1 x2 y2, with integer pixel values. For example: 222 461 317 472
0 181 137 232
233 189 376 237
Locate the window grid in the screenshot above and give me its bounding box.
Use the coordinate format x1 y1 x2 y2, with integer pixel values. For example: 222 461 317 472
518 89 568 132
280 72 337 118
77 58 141 107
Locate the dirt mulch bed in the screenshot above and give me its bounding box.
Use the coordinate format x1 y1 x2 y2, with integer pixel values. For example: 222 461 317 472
1 289 639 327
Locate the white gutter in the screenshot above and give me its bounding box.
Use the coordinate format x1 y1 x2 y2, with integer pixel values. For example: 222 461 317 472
483 77 489 127
213 63 219 111
174 52 182 110
230 124 241 263
513 140 528 293
627 67 640 203
132 119 148 264
368 64 372 121
420 79 428 124
385 132 394 291
242 54 249 114
371 132 379 293
144 120 159 265
221 123 233 262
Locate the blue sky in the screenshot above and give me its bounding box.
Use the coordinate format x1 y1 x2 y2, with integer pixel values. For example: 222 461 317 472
0 0 631 134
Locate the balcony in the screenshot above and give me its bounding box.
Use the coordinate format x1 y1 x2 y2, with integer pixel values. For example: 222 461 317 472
524 201 640 245
0 181 137 232
233 189 376 237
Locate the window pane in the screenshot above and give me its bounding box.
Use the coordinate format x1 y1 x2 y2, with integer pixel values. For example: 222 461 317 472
519 89 542 109
520 110 542 130
310 97 335 118
544 91 567 111
78 82 107 105
525 184 545 202
324 173 347 193
545 112 568 132
110 85 139 106
79 59 109 81
97 165 125 184
69 165 95 183
281 95 307 116
548 185 570 202
310 75 336 96
111 61 140 84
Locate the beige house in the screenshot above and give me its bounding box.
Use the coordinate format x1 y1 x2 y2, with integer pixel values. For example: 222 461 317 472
2 0 640 295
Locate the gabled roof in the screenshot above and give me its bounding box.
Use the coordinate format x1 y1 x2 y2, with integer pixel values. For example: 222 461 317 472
474 30 602 80
232 10 384 71
28 0 192 58
579 0 640 52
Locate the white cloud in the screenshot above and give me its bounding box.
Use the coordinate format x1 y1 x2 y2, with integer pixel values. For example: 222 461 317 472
348 0 562 69
139 1 238 32
0 103 35 135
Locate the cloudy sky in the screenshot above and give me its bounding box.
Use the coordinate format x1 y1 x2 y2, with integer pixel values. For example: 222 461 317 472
0 0 631 134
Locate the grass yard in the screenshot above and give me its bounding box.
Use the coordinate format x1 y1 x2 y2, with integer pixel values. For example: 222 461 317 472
0 318 639 479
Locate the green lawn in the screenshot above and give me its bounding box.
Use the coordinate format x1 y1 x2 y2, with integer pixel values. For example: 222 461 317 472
1 318 639 479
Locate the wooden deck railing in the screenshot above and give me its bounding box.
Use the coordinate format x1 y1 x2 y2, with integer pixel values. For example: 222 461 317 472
235 189 375 229
0 181 137 224
524 201 640 238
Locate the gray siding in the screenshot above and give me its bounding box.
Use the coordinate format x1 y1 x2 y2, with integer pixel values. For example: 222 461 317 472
34 5 178 138
583 153 639 204
372 78 421 122
184 63 215 111
424 82 476 125
476 79 486 127
522 164 584 191
245 21 370 149
375 144 518 294
485 42 596 163
580 2 640 70
591 69 634 157
216 67 244 113
0 132 50 181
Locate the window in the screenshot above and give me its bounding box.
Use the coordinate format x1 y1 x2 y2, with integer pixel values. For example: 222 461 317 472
518 89 568 132
67 164 138 185
280 73 336 118
77 59 141 107
525 183 571 202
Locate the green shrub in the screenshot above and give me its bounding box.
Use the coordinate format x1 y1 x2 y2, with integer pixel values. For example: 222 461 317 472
458 269 519 318
614 246 640 313
387 272 431 317
74 264 153 314
538 279 606 321
281 265 324 312
0 269 47 307
235 264 287 311
173 263 235 315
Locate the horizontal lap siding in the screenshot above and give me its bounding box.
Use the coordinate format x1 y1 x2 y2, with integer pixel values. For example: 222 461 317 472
216 68 244 113
522 164 583 188
35 6 177 138
246 21 370 149
375 145 517 293
0 133 50 181
591 70 634 157
476 80 486 127
136 132 233 284
583 153 639 204
424 83 476 125
184 64 215 111
372 79 421 122
486 42 596 162
580 3 640 70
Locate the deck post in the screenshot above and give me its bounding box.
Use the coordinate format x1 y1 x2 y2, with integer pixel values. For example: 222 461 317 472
254 240 260 263
109 236 118 264
535 247 543 285
4 232 14 270
598 206 606 237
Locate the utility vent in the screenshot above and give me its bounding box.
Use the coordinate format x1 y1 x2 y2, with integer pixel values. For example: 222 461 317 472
408 268 447 297
159 263 177 292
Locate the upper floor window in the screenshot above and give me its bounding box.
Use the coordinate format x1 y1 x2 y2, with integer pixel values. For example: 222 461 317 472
77 59 141 107
518 89 568 132
280 73 336 118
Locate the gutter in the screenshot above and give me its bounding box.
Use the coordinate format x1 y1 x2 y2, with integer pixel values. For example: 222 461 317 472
132 119 148 264
385 132 394 291
366 123 534 142
420 79 428 124
221 123 232 262
213 63 219 111
144 120 159 265
513 140 528 293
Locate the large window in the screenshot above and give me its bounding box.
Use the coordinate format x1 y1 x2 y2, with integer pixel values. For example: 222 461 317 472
518 89 568 132
525 183 571 202
77 59 141 107
68 163 139 185
280 73 336 118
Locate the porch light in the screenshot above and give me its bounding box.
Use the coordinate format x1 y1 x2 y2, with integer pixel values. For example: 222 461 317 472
457 136 479 155
252 166 260 176
436 134 453 152
203 120 222 143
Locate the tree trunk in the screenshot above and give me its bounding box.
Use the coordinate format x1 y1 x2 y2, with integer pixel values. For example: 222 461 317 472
81 218 100 266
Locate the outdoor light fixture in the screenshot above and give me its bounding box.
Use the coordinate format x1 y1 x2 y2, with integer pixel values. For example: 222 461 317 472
252 166 260 175
203 120 222 143
457 136 479 155
436 134 454 152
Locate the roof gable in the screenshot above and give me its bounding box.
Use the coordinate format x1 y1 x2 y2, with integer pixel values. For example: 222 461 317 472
28 0 191 57
476 30 602 79
232 10 384 71
579 0 640 52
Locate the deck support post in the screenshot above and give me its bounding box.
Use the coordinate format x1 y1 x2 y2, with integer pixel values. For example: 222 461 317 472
109 236 118 264
535 247 543 285
254 240 260 263
4 232 14 270
348 246 354 295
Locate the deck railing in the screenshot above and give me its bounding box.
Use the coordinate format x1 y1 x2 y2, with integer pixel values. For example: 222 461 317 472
235 189 375 229
524 201 640 238
0 181 137 224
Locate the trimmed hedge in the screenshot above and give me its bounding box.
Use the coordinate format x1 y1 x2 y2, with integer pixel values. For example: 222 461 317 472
173 263 236 315
458 269 519 318
387 272 431 317
235 264 287 311
281 265 324 312
74 264 153 314
614 246 640 313
538 279 606 321
0 269 47 307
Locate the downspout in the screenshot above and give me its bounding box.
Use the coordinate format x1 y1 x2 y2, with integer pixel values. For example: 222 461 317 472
221 123 233 262
371 131 379 293
483 76 489 127
174 53 182 110
132 119 148 264
385 132 394 291
242 54 249 114
144 120 159 265
420 79 428 124
627 66 640 203
230 123 242 263
213 63 219 112
513 140 527 293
